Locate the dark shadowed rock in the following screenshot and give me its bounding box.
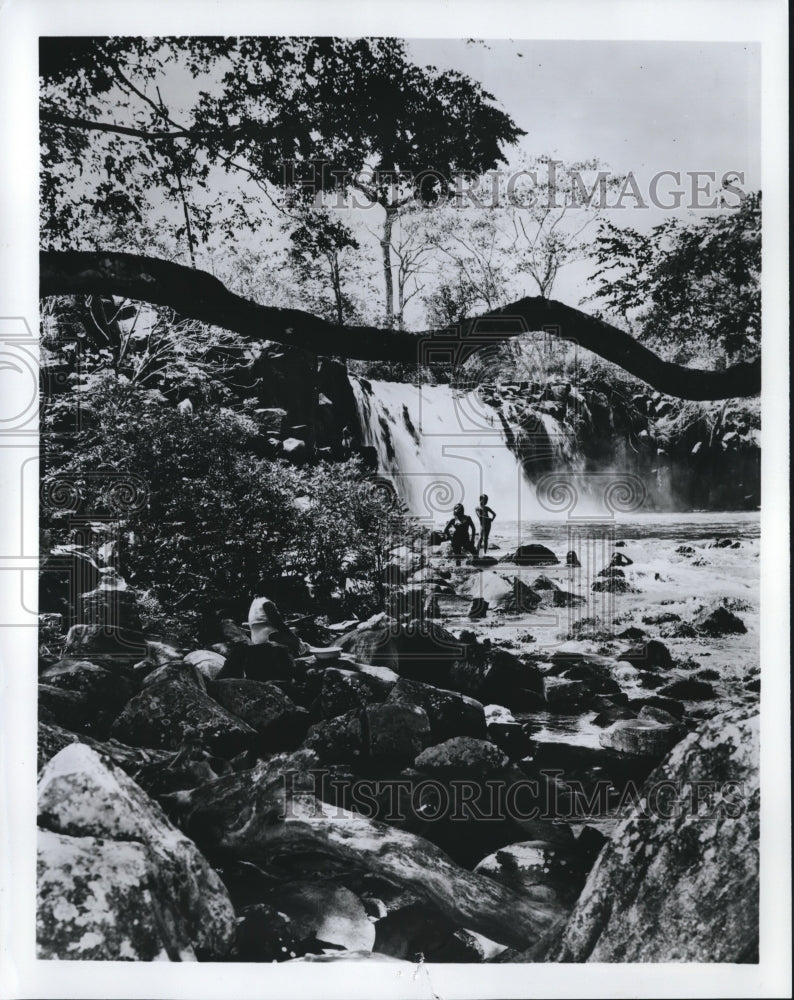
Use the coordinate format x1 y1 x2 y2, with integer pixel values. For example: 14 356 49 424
365 702 432 765
63 623 146 666
312 665 395 719
216 641 295 683
209 678 309 750
386 677 486 744
549 708 759 962
504 544 559 566
39 659 134 732
268 882 375 953
609 552 633 567
110 673 257 756
658 677 716 701
566 550 581 567
694 606 747 636
302 711 364 765
619 639 673 672
467 597 489 619
37 743 235 959
485 704 533 760
592 576 633 593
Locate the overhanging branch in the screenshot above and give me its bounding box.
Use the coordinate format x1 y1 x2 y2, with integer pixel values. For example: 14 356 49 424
40 250 761 400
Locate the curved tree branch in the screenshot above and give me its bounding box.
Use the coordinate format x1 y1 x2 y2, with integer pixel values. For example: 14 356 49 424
40 250 761 400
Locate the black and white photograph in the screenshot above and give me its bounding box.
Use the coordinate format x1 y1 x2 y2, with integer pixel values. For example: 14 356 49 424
0 2 790 997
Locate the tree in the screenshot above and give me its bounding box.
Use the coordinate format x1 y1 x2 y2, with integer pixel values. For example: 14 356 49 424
587 192 761 363
41 250 761 399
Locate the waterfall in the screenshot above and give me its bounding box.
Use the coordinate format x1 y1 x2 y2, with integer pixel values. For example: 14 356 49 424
351 377 540 524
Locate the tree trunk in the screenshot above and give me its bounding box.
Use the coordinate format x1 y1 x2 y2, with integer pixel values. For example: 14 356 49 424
380 205 397 327
40 250 762 400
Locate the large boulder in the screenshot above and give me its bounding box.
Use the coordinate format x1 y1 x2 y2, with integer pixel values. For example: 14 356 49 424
414 737 509 776
110 673 257 756
448 645 543 709
549 707 759 962
599 718 684 758
38 831 195 960
302 711 365 766
618 639 673 672
386 678 487 744
503 544 559 566
365 702 432 765
337 615 464 687
62 623 146 667
209 678 309 750
458 572 541 613
694 605 748 636
37 744 235 959
268 882 375 953
312 665 395 719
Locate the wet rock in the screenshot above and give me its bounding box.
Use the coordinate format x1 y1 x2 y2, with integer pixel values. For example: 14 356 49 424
183 649 226 681
658 678 716 701
302 711 364 765
550 707 759 962
365 702 432 765
694 606 747 636
693 667 721 682
110 673 257 756
599 718 684 758
661 621 699 639
566 550 581 567
414 736 509 776
641 612 681 625
337 616 463 687
37 830 192 960
592 577 633 593
504 544 559 566
386 678 486 744
209 678 309 750
485 704 533 760
619 639 673 672
708 537 738 548
38 743 235 958
458 572 541 613
542 676 590 711
592 704 637 728
617 627 646 642
676 545 695 555
638 704 681 726
448 646 543 708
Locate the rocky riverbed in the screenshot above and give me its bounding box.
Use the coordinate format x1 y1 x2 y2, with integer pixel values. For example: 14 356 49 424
36 522 760 963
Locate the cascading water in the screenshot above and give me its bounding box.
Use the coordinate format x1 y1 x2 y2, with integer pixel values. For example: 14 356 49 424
352 377 542 523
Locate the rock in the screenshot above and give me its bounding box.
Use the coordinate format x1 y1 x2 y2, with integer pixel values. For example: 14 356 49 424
658 678 716 701
468 598 489 619
282 437 307 462
694 606 748 636
414 737 509 776
141 659 207 691
79 570 144 632
617 627 646 642
268 882 375 953
676 545 695 555
592 577 633 593
424 593 472 617
174 752 561 949
37 720 173 777
485 704 533 760
504 544 559 566
110 673 257 756
62 623 146 666
258 407 288 436
474 841 578 912
312 665 394 719
458 572 541 613
337 617 464 687
627 695 686 719
543 676 590 711
566 550 581 567
235 902 306 961
599 718 684 758
469 556 499 568
610 552 633 567
218 618 251 645
660 621 698 639
38 830 194 960
217 641 296 683
365 702 432 765
709 537 737 548
592 704 637 728
387 678 487 744
40 659 134 722
550 708 759 962
38 683 107 736
619 640 673 672
638 704 681 726
209 678 309 750
448 646 543 708
597 566 624 578
37 744 235 958
302 711 364 765
183 648 226 681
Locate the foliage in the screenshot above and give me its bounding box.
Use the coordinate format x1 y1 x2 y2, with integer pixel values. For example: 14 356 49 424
586 193 761 362
41 370 416 636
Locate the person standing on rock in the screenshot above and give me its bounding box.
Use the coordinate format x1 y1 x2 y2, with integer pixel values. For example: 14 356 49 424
475 494 497 554
444 503 478 564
